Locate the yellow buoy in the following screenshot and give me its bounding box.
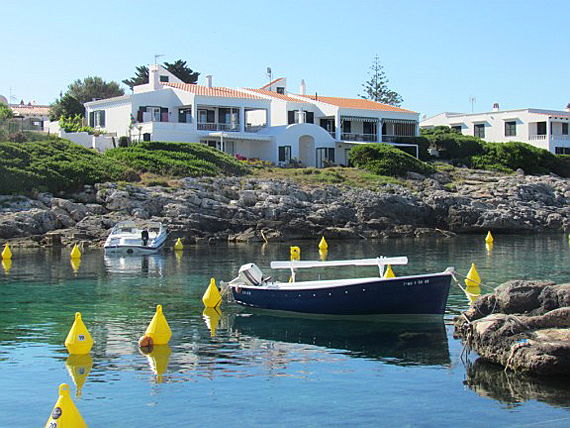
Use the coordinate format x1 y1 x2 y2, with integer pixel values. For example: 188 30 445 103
70 258 81 274
143 345 172 383
2 258 12 274
319 249 328 261
64 312 94 355
290 246 301 261
465 284 481 305
485 231 494 244
203 306 222 337
2 243 12 260
44 383 87 428
65 354 93 397
202 277 222 308
465 263 481 287
144 304 172 345
383 264 396 278
318 236 328 251
174 238 184 251
70 244 81 259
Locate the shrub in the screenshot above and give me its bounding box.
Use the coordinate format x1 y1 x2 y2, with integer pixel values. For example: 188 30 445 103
104 141 250 177
118 136 130 147
470 141 569 176
0 139 136 194
59 114 98 134
392 136 431 160
349 143 435 177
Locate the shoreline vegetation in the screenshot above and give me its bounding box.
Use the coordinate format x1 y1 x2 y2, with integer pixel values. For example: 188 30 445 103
0 129 569 246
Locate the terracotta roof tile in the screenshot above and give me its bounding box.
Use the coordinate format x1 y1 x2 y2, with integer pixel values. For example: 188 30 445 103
260 77 284 90
10 104 50 115
296 95 416 113
245 88 309 103
163 82 263 99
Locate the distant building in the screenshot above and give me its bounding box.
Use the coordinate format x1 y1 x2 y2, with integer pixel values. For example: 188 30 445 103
81 64 420 164
10 101 50 131
421 104 570 155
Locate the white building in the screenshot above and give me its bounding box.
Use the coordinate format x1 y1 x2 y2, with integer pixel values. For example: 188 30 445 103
10 101 50 131
421 104 570 155
82 65 420 166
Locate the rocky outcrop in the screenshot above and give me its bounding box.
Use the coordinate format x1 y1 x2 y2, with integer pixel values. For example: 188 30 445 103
454 280 570 376
0 168 569 246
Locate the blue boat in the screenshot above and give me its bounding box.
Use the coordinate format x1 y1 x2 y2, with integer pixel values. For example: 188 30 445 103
226 257 453 316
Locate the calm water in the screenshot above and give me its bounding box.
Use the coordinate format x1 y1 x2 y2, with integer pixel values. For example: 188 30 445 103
1 235 569 427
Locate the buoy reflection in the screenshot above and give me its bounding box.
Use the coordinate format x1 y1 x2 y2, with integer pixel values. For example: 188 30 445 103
203 307 222 337
65 354 93 397
70 258 81 274
140 345 172 383
2 258 12 274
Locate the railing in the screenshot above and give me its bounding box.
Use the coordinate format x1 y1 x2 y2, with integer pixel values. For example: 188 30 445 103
552 135 570 141
245 125 266 133
529 135 547 140
341 133 377 142
197 123 240 132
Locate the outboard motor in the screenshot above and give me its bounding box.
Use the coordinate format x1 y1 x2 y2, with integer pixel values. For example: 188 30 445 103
238 263 265 286
141 230 149 246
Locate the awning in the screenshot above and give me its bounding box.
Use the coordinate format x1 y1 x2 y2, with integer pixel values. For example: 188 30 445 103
382 119 417 124
341 115 379 122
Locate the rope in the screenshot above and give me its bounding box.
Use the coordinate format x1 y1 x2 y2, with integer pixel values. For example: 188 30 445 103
451 270 496 291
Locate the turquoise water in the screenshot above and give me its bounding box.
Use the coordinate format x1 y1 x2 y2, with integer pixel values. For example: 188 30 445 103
1 235 569 427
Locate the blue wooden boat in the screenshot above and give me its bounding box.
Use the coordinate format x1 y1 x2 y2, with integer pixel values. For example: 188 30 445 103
226 257 453 316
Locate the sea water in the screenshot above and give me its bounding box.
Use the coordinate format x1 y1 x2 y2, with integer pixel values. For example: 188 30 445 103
0 235 569 426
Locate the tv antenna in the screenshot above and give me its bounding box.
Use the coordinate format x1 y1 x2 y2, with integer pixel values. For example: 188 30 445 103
154 54 164 65
266 67 273 90
469 96 476 112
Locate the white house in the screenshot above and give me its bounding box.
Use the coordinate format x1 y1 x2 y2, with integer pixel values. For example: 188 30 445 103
421 104 570 155
82 65 420 166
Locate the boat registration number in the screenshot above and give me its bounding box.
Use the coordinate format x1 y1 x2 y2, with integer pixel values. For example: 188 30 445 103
402 279 430 286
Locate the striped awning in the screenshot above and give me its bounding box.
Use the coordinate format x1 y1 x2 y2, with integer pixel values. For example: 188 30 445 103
341 115 379 122
382 119 417 124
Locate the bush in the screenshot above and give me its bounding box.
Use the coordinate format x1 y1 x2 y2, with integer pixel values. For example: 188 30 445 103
349 143 435 177
118 136 130 147
104 141 250 177
469 142 570 177
0 139 136 194
59 114 97 134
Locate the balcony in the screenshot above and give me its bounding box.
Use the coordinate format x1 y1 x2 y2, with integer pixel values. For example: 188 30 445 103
529 135 547 141
341 133 377 142
197 122 240 132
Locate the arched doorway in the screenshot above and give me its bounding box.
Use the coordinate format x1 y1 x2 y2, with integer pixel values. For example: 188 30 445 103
299 135 315 167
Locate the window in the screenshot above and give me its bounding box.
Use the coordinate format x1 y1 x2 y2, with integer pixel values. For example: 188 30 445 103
89 110 105 127
555 147 570 155
563 123 568 135
505 121 516 136
363 121 376 135
451 125 462 133
178 107 192 123
278 145 291 163
474 123 485 138
316 147 335 168
537 121 547 135
342 120 352 133
320 118 335 133
306 112 314 124
159 75 169 82
199 109 215 123
276 87 285 94
288 110 296 124
143 133 151 141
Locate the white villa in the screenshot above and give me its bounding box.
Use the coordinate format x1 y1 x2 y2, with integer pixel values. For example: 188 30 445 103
421 104 570 155
82 65 420 167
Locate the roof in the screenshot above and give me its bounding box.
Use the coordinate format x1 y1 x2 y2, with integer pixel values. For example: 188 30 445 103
10 104 50 115
296 95 416 113
260 77 284 90
244 88 309 103
164 82 263 99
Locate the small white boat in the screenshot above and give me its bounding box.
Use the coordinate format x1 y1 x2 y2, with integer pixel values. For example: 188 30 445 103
104 221 167 255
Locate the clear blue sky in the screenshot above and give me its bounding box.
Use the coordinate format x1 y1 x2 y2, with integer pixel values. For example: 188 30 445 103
3 0 569 118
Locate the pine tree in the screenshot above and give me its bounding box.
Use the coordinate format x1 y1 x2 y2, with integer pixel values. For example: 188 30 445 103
123 60 200 90
359 55 403 107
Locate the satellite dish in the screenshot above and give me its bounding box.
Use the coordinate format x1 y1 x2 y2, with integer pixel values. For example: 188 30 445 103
0 95 8 105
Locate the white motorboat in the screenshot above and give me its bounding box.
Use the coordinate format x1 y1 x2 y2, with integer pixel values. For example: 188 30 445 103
104 221 167 255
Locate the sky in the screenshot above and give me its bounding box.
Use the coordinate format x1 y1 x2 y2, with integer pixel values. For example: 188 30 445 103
2 0 569 118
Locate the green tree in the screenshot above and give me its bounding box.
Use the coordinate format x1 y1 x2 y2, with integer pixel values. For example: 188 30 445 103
359 55 403 106
122 59 200 90
49 77 124 120
0 102 14 120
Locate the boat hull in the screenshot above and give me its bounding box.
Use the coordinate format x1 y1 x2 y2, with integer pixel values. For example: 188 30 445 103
230 273 452 316
104 242 165 255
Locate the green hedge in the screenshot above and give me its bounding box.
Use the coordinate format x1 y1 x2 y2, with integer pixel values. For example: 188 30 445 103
104 142 250 177
392 136 430 160
0 139 135 194
349 143 435 177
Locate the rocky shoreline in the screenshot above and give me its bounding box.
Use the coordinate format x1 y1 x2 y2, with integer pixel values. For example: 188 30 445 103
1 168 569 248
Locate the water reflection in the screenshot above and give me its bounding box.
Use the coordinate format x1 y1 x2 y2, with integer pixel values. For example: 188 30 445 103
65 354 93 397
229 314 451 367
140 345 172 383
465 359 570 408
103 254 165 277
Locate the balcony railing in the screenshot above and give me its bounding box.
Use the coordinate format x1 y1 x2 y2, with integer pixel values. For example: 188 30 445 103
197 122 240 132
529 135 547 140
341 133 377 142
552 135 570 141
245 125 266 133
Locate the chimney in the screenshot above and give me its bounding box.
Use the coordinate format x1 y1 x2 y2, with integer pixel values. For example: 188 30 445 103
300 79 306 95
492 102 500 112
206 75 213 88
149 64 161 90
566 103 570 112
